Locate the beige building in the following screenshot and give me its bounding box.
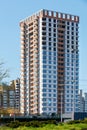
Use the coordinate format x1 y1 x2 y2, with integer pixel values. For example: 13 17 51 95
0 78 20 111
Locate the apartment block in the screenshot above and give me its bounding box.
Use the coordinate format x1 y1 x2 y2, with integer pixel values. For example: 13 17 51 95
10 78 20 110
0 84 14 109
84 93 87 112
20 9 79 115
0 78 20 111
78 90 85 112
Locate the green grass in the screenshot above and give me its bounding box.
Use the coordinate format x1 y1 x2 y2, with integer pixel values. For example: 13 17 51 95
1 123 87 130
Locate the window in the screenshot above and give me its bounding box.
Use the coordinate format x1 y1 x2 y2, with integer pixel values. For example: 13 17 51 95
49 33 51 36
49 66 51 69
43 93 46 96
48 103 51 107
53 94 56 97
67 99 69 102
43 65 47 68
49 28 51 31
72 27 74 30
43 75 47 78
54 24 56 27
67 36 69 39
43 70 47 73
49 38 51 41
43 51 46 55
54 43 56 46
49 47 51 50
42 46 46 50
72 36 74 40
42 42 46 45
48 108 51 111
53 29 56 32
53 61 56 64
49 42 51 46
49 70 51 73
49 18 51 22
49 80 51 83
54 38 56 42
54 33 56 37
53 98 56 101
43 84 47 87
49 85 51 88
53 75 56 78
42 98 46 101
49 94 51 97
72 22 74 26
54 19 56 23
43 89 46 92
43 60 46 64
53 89 56 92
53 108 56 111
49 52 51 55
54 52 56 56
43 56 46 59
42 107 47 111
53 80 56 83
49 61 51 64
54 48 56 51
53 103 56 106
53 66 56 69
43 79 46 82
67 26 69 30
67 22 69 25
49 75 51 78
53 71 56 73
49 23 51 26
49 89 51 92
42 17 46 21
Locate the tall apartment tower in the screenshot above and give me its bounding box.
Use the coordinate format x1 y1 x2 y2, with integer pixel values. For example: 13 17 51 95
20 9 79 115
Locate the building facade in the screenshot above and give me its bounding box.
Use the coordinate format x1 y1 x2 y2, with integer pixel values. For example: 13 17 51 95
84 93 87 112
0 84 14 109
10 78 20 111
20 9 79 115
0 78 20 111
78 90 85 112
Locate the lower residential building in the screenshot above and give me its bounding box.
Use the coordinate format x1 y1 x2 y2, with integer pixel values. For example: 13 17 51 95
84 93 87 112
0 78 20 113
78 90 85 112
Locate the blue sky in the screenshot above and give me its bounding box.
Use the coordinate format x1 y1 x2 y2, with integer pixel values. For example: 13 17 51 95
0 0 87 91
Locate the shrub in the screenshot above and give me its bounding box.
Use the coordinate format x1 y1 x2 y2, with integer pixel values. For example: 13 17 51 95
81 118 87 123
70 128 76 130
6 120 58 128
81 128 87 130
67 120 80 124
6 120 20 128
25 121 45 127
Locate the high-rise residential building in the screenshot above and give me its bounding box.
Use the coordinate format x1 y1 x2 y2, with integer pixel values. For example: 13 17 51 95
20 9 79 115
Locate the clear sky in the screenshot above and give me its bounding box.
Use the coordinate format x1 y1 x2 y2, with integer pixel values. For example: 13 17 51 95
0 0 87 91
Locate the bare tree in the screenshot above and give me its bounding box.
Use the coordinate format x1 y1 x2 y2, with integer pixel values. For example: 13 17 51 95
0 62 9 82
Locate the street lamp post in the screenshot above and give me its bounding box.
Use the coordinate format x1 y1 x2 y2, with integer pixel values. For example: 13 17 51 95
61 92 63 122
14 90 15 122
71 48 78 120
